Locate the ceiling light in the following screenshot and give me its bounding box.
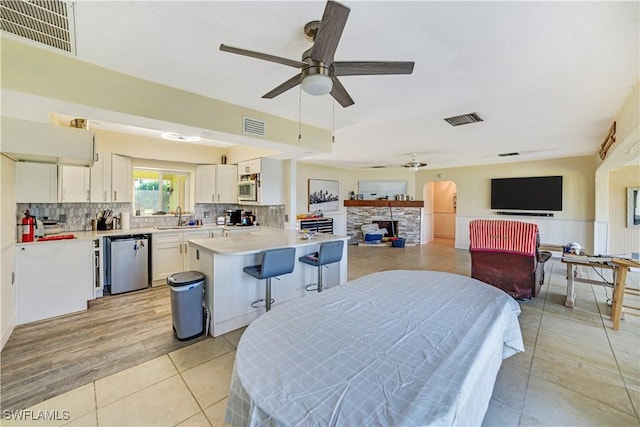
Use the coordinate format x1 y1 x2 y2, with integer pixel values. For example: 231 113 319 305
161 132 200 142
402 153 427 170
301 74 333 96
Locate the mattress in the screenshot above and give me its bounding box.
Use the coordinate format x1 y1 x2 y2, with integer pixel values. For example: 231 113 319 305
226 270 524 426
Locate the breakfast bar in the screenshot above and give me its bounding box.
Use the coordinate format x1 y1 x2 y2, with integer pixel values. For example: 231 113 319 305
188 228 348 336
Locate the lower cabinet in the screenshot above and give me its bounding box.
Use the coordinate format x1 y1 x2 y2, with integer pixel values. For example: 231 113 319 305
151 229 222 284
16 240 93 325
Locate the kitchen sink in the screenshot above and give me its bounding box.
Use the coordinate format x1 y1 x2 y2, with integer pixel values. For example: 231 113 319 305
154 225 203 230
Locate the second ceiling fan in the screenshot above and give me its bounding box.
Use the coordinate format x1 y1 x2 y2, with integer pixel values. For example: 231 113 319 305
219 0 415 108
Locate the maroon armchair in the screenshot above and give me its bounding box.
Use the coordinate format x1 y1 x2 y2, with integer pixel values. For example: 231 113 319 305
469 219 551 299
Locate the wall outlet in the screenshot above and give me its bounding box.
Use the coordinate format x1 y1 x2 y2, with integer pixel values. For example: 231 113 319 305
203 211 210 218
59 214 67 223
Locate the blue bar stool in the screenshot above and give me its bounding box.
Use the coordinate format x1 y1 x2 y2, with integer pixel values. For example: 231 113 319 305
299 240 344 292
243 247 296 312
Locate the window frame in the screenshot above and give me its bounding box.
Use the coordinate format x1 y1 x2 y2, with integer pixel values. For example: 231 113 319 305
133 167 191 216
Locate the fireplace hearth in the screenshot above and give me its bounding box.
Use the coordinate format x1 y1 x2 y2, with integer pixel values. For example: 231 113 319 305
372 220 399 238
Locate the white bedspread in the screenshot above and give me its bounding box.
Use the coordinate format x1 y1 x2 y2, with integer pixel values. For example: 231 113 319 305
225 270 523 427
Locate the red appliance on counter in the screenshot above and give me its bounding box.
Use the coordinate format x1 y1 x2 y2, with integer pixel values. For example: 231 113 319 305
21 210 36 242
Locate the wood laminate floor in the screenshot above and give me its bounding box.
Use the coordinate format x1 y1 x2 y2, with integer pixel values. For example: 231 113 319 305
1 285 206 412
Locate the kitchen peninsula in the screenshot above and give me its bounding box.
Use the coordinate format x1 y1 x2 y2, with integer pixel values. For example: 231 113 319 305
188 228 348 336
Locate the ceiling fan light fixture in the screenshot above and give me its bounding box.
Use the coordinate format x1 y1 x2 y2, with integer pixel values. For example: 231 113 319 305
301 74 333 96
161 132 200 142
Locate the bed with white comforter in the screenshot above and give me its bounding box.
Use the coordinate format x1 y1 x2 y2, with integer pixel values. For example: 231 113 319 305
225 270 523 426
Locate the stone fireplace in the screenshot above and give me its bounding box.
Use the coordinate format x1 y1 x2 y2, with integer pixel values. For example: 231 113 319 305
344 200 424 244
372 220 399 238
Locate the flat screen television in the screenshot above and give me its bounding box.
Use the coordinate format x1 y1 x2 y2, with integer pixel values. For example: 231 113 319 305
491 176 563 211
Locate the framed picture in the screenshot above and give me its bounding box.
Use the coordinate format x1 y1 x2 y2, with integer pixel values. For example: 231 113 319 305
308 179 340 212
628 187 640 228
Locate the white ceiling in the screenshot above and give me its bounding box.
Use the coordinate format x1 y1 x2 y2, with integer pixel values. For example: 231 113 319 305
11 1 640 169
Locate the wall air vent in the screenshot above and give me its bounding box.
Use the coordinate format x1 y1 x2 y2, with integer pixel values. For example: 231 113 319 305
498 152 520 157
444 112 483 126
0 0 75 53
242 116 266 137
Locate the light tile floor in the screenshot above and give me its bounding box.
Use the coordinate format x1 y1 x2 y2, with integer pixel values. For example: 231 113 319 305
4 240 639 426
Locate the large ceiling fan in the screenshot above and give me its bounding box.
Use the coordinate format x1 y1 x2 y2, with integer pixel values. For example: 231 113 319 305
403 153 428 170
219 0 414 108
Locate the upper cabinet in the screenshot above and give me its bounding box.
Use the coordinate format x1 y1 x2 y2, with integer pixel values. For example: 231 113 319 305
237 158 261 175
111 154 132 203
238 158 284 205
1 117 94 166
90 152 112 203
58 165 90 202
195 164 237 204
15 162 58 203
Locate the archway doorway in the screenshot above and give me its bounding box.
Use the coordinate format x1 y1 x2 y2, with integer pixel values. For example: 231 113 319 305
421 180 457 246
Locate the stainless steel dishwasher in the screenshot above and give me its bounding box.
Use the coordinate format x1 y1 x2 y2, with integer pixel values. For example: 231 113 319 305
105 234 151 294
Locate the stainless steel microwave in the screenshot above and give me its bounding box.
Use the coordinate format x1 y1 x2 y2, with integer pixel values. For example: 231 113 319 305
238 180 257 201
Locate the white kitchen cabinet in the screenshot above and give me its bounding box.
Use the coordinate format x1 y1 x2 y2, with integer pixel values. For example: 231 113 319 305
237 158 283 205
1 117 94 166
258 157 283 205
152 232 183 285
238 158 261 175
195 164 237 203
58 165 90 202
90 152 112 202
16 240 93 325
151 228 222 284
15 162 58 203
111 154 132 202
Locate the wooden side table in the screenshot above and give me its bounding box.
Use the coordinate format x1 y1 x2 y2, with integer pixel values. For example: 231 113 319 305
610 258 640 330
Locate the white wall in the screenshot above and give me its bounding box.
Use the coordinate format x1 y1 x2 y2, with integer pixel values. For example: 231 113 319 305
415 156 597 251
608 165 640 255
1 155 16 349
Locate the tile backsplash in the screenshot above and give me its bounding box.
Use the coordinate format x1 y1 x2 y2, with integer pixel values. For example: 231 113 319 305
16 203 285 231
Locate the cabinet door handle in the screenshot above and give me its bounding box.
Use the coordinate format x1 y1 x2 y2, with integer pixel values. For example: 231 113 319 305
184 243 188 253
113 190 117 201
212 194 215 202
217 193 220 202
179 244 183 254
86 190 90 201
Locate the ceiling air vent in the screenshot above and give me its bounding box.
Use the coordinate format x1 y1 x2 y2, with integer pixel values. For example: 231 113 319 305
0 0 75 53
444 112 483 127
242 116 266 137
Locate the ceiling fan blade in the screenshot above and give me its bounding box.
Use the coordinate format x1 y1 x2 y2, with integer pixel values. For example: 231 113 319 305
220 44 306 69
262 74 303 99
310 1 350 64
333 61 415 76
330 77 354 107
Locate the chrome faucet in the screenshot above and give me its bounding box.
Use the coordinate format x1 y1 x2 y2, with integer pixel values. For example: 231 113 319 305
176 206 182 226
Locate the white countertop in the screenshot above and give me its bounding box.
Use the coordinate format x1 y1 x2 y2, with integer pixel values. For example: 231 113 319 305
17 224 262 245
189 228 348 255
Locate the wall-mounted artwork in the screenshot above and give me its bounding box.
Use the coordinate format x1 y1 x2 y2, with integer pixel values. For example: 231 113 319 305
628 187 640 228
308 179 340 212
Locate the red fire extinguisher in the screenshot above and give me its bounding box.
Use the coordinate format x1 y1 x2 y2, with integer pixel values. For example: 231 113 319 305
22 210 36 242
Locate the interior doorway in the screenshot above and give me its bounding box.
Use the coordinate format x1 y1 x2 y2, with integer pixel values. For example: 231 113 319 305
421 180 457 245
